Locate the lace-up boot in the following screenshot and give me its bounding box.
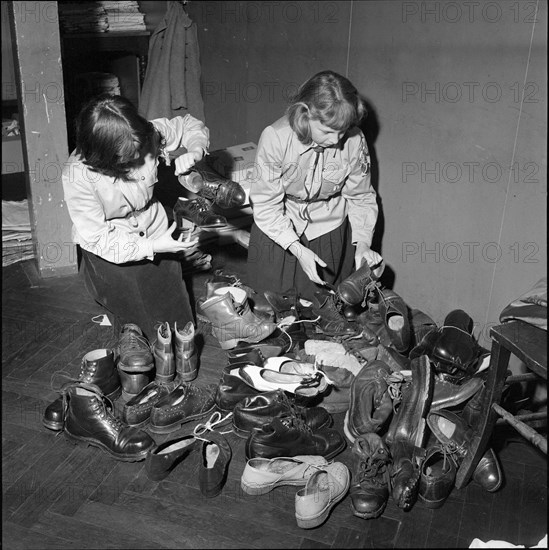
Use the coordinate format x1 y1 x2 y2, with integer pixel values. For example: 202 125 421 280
232 389 332 438
174 321 198 381
190 158 246 208
153 322 176 384
245 415 346 460
43 349 120 431
418 445 457 508
338 261 384 307
200 290 277 350
343 360 394 444
312 288 360 337
63 382 155 461
349 433 391 519
175 197 227 228
118 324 154 372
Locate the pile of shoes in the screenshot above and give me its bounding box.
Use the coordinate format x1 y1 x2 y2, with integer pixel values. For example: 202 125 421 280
41 262 503 527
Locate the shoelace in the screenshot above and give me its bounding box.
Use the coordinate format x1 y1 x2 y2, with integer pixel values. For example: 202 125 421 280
384 371 409 412
193 411 233 437
121 331 152 352
192 196 215 213
280 413 312 434
358 456 390 486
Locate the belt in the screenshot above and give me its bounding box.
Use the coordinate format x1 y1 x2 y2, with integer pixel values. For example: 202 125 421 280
286 192 339 204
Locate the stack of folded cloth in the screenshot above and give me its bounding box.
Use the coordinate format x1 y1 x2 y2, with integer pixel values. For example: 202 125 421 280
58 1 109 33
2 200 34 267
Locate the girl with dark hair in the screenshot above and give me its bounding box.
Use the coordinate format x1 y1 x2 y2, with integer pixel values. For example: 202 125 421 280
246 70 382 302
62 94 210 339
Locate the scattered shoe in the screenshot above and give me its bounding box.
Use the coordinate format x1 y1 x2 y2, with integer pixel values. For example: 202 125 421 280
418 445 457 508
145 434 198 481
117 323 155 372
377 289 411 354
43 348 120 431
198 431 232 497
149 382 217 434
153 322 176 384
214 364 262 412
241 455 329 496
349 433 391 519
295 462 350 529
174 197 227 228
388 439 423 511
62 382 155 462
338 260 383 306
312 288 360 337
174 321 198 381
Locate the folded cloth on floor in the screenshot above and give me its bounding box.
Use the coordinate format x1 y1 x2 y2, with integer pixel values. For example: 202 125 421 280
304 339 363 377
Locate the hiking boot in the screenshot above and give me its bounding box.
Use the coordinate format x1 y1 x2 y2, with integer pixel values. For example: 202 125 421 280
338 261 383 307
153 322 176 384
349 433 391 519
63 382 155 461
43 348 120 431
344 360 394 444
117 323 154 372
388 439 424 511
174 321 198 381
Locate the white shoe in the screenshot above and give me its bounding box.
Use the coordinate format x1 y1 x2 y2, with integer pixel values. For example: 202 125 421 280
241 455 328 496
295 462 350 529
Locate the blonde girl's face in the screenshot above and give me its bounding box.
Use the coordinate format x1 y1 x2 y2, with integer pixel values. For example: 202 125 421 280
309 118 345 148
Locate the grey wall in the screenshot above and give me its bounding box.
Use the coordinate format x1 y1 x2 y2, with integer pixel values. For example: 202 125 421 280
189 1 547 345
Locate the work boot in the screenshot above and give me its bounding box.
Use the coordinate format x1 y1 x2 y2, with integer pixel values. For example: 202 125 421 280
389 439 424 511
63 382 155 461
174 197 227 228
343 360 394 444
338 261 384 307
43 349 121 431
200 290 277 350
117 323 154 372
349 433 391 519
190 158 246 208
311 288 360 337
174 321 198 381
153 322 176 384
117 369 154 399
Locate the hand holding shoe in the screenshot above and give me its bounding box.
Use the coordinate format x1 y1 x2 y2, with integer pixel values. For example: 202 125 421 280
354 242 383 273
153 222 199 254
175 149 205 175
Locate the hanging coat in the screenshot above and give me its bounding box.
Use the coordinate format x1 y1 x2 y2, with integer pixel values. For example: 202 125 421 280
139 1 205 123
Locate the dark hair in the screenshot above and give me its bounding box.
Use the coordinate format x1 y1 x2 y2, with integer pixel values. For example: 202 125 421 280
75 94 162 180
286 70 367 144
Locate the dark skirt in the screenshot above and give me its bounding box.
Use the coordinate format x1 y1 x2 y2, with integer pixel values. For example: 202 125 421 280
246 219 355 302
80 248 194 341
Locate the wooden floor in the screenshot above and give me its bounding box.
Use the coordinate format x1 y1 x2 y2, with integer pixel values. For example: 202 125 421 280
2 243 547 549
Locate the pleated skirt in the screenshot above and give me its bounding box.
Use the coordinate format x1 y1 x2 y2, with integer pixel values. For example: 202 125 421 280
246 219 355 302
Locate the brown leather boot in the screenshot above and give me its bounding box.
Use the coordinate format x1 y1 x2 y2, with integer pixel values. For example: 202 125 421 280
63 382 155 461
153 322 176 384
43 349 120 431
174 321 198 381
200 290 277 350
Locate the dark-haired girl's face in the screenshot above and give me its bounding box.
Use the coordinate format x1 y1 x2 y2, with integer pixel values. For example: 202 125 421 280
309 119 344 148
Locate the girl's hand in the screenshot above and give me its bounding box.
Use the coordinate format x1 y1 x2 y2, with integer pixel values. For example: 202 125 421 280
355 242 383 270
174 150 204 175
152 222 199 254
289 241 327 286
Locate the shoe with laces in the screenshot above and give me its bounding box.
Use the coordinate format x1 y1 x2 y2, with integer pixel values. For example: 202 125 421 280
149 382 217 434
62 382 155 461
312 288 360 337
174 197 227 228
43 348 120 431
241 455 329 495
245 415 346 460
153 322 176 384
295 462 350 529
349 433 391 519
174 321 198 381
338 261 384 307
418 444 457 508
232 389 332 438
117 323 154 372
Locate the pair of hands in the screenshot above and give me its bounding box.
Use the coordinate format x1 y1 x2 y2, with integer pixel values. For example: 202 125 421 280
288 241 383 286
153 149 205 254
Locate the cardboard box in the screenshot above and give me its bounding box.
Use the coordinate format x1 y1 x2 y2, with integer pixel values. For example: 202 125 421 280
209 142 258 205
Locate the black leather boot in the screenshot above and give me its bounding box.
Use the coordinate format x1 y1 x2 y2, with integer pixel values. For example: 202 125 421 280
117 323 154 372
63 382 155 461
389 439 424 511
43 349 120 431
174 321 198 381
311 288 360 337
153 322 176 384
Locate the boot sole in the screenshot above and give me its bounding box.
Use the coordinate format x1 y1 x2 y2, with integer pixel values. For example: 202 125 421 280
63 431 151 462
148 404 216 434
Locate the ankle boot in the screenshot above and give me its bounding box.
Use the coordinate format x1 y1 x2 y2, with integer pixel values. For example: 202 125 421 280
200 291 277 350
117 323 154 372
389 439 424 511
350 433 391 519
312 288 360 337
43 349 120 431
174 321 198 381
338 261 383 307
377 289 411 354
63 382 155 461
153 322 176 384
191 158 246 208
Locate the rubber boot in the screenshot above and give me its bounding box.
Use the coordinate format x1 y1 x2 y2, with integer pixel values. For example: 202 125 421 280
200 291 277 350
43 349 120 431
174 321 198 381
153 322 176 384
63 382 155 461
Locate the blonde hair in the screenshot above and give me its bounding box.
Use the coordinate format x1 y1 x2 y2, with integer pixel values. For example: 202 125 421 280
287 70 366 143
